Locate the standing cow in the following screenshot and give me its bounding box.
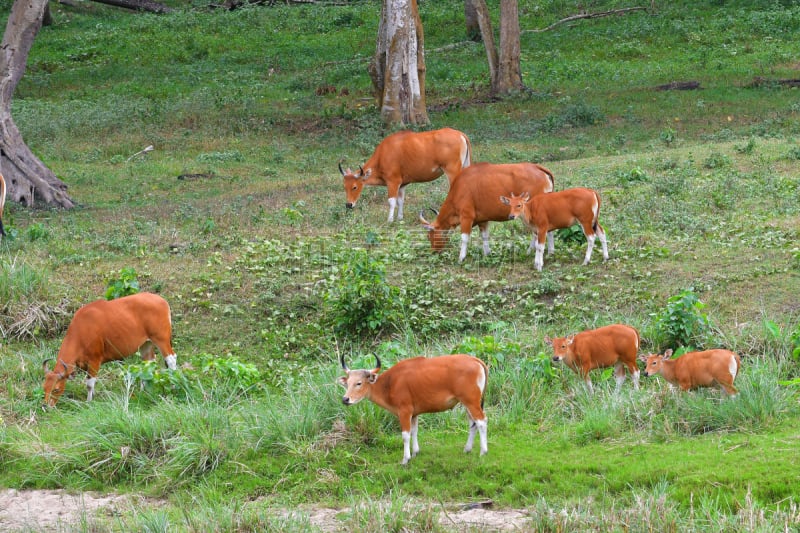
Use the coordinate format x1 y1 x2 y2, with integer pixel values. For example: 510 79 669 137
545 324 641 393
419 162 554 262
339 353 488 465
339 128 472 222
42 292 178 406
640 348 741 396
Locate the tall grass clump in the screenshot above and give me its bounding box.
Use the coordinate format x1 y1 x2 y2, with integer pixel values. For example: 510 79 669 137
651 288 713 350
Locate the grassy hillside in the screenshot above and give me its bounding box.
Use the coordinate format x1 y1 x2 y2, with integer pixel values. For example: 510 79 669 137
1 0 800 530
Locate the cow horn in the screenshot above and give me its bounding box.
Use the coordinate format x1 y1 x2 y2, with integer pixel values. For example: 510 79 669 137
42 358 53 372
340 352 350 372
372 353 382 374
419 210 431 225
358 165 364 176
338 162 346 176
429 207 439 216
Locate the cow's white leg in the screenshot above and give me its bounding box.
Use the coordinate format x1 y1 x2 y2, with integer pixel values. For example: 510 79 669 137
459 233 470 262
614 363 626 392
547 231 555 255
165 354 177 370
396 187 406 221
584 378 595 394
527 232 537 254
534 241 545 271
632 369 640 390
480 227 490 256
477 419 488 456
401 431 412 465
583 235 596 265
387 197 397 223
598 227 609 261
464 417 477 453
410 415 420 457
86 377 97 402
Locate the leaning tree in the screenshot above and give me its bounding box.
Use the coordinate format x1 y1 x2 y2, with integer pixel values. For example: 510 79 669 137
1 0 75 209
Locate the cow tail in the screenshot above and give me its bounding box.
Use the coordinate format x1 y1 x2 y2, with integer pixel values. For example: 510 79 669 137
462 134 472 169
480 359 489 409
592 190 601 234
535 164 555 192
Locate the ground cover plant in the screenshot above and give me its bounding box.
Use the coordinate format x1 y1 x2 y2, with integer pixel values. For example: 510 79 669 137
1 0 800 530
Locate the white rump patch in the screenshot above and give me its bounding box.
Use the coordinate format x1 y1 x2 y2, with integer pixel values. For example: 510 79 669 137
728 354 738 380
476 366 487 394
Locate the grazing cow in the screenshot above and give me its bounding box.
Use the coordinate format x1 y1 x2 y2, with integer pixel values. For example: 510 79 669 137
339 353 488 465
640 348 741 396
42 292 177 407
501 187 608 271
419 162 554 262
339 128 472 222
0 173 6 237
545 324 640 393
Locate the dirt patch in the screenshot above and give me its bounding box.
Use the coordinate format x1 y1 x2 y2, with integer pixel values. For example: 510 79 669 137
0 489 530 531
0 489 136 531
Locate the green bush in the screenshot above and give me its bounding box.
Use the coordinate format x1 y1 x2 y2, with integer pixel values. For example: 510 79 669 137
323 250 401 336
652 288 712 349
105 267 140 300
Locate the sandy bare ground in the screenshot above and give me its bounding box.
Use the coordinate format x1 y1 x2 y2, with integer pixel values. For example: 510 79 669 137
0 489 530 531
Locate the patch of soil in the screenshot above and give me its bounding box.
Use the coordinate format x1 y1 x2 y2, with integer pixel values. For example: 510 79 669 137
0 489 531 531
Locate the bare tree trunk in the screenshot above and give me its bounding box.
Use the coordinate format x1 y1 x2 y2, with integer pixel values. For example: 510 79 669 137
368 0 429 126
495 0 524 95
470 0 498 92
464 0 481 42
1 0 75 209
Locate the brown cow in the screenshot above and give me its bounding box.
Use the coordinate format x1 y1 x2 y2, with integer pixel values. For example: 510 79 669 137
339 128 472 222
42 292 177 406
501 187 608 271
640 348 741 396
545 324 640 393
419 162 554 262
339 353 488 465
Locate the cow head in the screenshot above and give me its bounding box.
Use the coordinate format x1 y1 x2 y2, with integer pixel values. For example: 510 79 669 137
42 359 70 407
418 209 449 252
339 163 370 209
338 353 381 406
640 349 673 377
544 334 575 363
499 192 531 220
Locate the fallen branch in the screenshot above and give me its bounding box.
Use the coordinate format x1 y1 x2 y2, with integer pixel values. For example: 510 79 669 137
655 80 701 91
525 7 649 33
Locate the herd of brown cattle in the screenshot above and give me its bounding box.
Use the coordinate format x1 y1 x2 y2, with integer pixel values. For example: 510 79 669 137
9 129 741 465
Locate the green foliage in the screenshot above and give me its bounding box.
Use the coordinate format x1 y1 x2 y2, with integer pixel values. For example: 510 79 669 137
323 250 401 336
104 267 140 300
652 288 712 349
451 333 521 370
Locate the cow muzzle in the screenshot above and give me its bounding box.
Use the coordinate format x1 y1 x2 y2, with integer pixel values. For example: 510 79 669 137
342 396 352 405
345 202 355 209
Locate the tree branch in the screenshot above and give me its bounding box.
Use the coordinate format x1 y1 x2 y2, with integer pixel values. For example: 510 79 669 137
525 7 649 33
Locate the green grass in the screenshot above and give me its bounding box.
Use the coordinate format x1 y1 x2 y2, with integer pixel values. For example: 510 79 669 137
2 0 800 530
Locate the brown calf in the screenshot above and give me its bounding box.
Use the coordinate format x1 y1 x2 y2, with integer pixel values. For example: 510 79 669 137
641 348 741 396
501 187 608 271
339 353 488 465
545 324 640 393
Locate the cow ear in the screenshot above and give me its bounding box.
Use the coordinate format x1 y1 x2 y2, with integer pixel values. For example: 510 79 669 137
637 354 647 362
500 196 510 205
368 372 379 384
362 169 372 179
566 334 576 345
664 349 673 358
522 191 531 202
338 376 348 387
543 336 552 346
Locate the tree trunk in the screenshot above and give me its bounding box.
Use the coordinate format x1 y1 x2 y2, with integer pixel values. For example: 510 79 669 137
368 0 429 126
470 0 498 93
1 0 74 209
464 0 481 42
495 0 524 95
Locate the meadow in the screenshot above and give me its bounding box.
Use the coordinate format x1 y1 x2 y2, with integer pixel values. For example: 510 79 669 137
1 0 800 530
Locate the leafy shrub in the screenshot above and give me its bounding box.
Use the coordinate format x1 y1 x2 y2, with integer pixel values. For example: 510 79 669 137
702 152 731 169
615 166 650 184
659 127 677 146
26 223 50 241
105 267 140 300
451 334 521 370
652 288 712 349
323 250 401 336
